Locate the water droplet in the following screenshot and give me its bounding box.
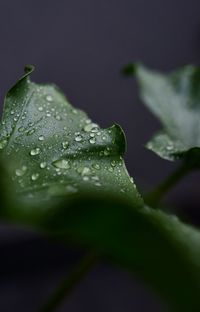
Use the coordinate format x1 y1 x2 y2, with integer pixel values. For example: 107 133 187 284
108 167 113 172
27 129 35 135
31 173 39 181
119 159 122 166
84 123 98 132
91 128 99 133
92 164 100 170
38 106 43 111
111 160 116 167
166 145 173 151
83 176 89 181
46 111 51 117
30 147 40 156
81 167 91 176
104 149 110 156
56 115 61 121
53 159 70 169
40 162 47 169
10 110 15 115
89 138 96 144
75 135 83 142
15 166 27 177
94 182 101 187
38 135 44 141
62 141 69 149
130 177 134 183
0 139 7 149
46 95 53 102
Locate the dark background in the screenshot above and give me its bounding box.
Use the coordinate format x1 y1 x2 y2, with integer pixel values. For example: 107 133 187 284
0 0 200 311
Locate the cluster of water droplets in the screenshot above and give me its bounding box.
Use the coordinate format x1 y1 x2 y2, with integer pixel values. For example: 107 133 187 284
0 83 134 198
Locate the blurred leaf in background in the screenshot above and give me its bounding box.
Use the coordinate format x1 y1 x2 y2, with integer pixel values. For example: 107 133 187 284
124 63 200 167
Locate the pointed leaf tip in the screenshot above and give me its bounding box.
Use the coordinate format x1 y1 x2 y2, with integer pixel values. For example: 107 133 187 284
24 64 35 74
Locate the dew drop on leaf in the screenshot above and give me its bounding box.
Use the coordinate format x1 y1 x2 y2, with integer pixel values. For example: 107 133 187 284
104 149 110 156
15 166 27 177
53 159 70 169
81 167 91 176
166 145 173 151
83 176 89 181
27 129 35 136
46 112 51 117
56 115 61 121
89 138 96 144
40 162 47 169
30 148 40 156
111 160 116 167
84 123 98 132
46 95 53 102
62 141 69 149
18 126 25 132
0 139 7 150
75 135 83 142
92 164 100 170
31 173 39 181
38 135 44 141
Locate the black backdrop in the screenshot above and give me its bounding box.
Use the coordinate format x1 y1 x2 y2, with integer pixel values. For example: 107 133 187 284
0 0 200 311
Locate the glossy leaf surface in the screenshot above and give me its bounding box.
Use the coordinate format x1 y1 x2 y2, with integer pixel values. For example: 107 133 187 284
0 66 141 213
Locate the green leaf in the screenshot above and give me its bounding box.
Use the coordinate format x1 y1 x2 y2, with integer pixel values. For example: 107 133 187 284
18 191 200 312
2 171 200 311
125 63 200 163
0 65 142 220
2 66 200 311
48 194 200 312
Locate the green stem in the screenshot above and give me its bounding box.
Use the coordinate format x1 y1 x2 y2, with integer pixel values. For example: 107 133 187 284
39 252 98 312
145 163 191 207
